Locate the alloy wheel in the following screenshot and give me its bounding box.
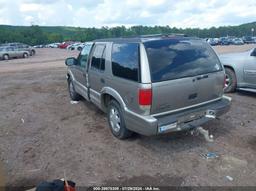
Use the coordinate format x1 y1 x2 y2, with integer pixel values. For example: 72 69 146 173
109 107 121 133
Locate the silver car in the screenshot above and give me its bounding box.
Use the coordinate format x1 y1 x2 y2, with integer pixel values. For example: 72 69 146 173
220 48 256 93
0 43 36 56
0 46 30 60
65 35 231 139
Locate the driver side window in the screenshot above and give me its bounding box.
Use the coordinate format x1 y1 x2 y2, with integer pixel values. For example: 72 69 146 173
77 44 92 68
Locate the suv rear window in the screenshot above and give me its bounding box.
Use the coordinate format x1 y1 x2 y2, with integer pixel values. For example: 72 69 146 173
144 39 222 82
112 43 139 82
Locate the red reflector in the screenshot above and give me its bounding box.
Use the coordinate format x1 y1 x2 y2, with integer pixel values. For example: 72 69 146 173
139 89 152 106
224 74 226 88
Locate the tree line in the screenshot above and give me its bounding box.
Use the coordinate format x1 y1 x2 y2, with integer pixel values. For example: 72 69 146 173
0 22 255 45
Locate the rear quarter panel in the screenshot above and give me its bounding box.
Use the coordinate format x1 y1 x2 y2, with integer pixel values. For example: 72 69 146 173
102 42 148 115
219 52 247 86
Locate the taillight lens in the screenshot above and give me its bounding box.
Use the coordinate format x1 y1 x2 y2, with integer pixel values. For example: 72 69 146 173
139 89 152 106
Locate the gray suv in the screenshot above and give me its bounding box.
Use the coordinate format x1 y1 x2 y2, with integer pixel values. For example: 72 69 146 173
65 35 231 139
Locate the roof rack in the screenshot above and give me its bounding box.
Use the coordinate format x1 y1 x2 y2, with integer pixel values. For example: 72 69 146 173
95 34 191 42
140 33 187 38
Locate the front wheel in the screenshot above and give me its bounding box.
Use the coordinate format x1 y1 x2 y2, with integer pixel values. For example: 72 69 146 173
224 68 237 93
107 100 132 139
68 79 81 101
3 54 9 60
31 50 35 56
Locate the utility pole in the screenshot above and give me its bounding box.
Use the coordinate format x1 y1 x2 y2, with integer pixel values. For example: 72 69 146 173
252 28 254 37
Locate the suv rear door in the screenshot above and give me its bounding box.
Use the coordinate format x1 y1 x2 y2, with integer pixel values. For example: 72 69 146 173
143 38 224 115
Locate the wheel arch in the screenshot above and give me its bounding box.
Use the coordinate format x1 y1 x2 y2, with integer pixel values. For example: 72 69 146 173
224 65 242 84
100 87 126 113
224 65 235 73
66 69 75 82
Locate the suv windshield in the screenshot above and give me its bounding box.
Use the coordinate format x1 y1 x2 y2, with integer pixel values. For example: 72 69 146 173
144 39 222 82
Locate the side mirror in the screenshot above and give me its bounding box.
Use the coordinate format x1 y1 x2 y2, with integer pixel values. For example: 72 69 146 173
65 57 77 66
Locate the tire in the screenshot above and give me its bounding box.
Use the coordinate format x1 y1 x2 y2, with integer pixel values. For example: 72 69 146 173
68 79 81 101
224 67 237 93
77 47 82 51
31 50 35 56
3 54 9 60
23 53 29 58
107 100 132 139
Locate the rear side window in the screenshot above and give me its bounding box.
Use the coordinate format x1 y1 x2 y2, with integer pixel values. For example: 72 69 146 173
144 39 222 82
91 44 106 71
112 43 139 82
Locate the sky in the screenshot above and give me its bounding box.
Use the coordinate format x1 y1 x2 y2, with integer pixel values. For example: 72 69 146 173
0 0 256 29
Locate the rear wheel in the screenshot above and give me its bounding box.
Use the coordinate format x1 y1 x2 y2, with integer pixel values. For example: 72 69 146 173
68 79 80 101
77 47 82 51
107 100 132 139
23 53 29 58
3 54 9 60
224 67 237 93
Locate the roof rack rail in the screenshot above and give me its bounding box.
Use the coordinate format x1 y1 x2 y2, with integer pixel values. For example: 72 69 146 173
140 33 187 38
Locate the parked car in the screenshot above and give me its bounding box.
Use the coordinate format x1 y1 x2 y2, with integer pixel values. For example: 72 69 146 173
59 41 74 49
242 36 255 44
207 38 219 46
33 45 45 48
220 48 256 93
17 43 36 56
0 46 30 60
47 43 60 48
252 37 256 43
232 38 244 45
65 35 231 139
1 42 36 56
67 43 85 51
219 37 232 45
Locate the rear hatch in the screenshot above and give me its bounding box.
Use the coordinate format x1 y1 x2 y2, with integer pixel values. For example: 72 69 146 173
143 38 224 115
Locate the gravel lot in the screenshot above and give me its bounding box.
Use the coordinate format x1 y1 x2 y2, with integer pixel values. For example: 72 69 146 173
0 45 256 189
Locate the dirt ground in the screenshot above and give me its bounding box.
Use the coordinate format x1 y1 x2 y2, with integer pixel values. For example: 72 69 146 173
0 44 256 189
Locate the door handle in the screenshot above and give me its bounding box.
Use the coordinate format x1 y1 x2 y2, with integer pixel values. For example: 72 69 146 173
100 78 105 84
197 75 208 80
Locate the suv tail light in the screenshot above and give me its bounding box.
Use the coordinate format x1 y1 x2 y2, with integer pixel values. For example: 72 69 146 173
139 88 152 106
138 88 152 115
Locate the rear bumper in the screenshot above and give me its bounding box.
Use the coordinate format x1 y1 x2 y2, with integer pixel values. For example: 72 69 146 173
124 96 231 136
